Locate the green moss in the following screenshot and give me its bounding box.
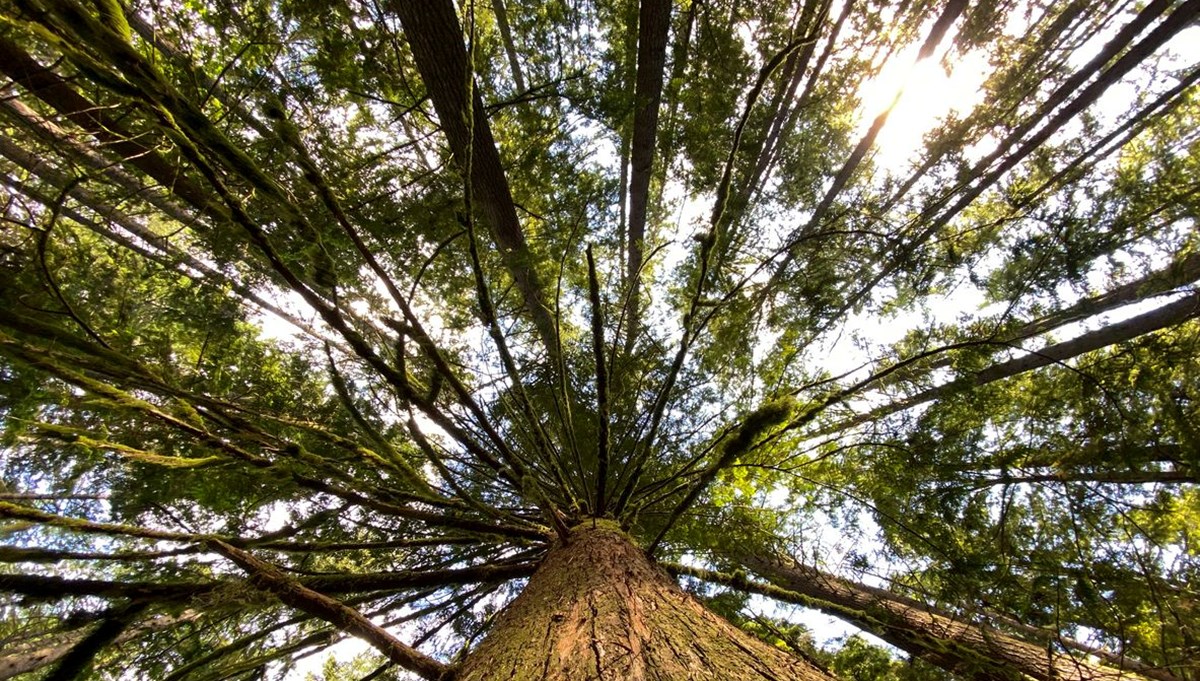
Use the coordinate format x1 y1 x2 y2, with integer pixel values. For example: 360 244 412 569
723 397 797 459
568 517 625 535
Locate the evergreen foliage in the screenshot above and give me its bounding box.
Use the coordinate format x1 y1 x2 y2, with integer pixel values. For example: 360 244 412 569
0 0 1197 678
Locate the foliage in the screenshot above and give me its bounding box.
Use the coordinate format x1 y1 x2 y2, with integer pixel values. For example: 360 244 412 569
0 0 1197 678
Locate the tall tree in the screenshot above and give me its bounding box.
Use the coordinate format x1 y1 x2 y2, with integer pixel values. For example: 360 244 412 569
0 0 1196 678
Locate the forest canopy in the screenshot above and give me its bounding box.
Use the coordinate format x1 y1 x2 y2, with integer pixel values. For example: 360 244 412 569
0 0 1198 678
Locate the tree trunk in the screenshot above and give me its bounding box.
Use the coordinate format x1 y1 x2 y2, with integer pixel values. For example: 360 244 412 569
625 0 673 351
394 0 560 360
491 0 527 92
734 554 1138 681
455 522 834 680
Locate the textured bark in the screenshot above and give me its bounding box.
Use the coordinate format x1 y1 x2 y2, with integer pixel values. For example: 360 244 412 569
736 555 1139 681
455 522 834 681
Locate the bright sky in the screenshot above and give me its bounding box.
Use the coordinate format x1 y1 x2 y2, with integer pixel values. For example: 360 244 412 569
853 40 991 172
805 11 996 381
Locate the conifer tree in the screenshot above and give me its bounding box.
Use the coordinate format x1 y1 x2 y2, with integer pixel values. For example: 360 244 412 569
1 0 1197 678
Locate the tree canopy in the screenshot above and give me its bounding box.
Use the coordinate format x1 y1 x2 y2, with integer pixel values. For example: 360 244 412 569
0 0 1197 678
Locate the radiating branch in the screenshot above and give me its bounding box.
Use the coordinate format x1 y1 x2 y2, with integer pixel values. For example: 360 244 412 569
207 540 450 681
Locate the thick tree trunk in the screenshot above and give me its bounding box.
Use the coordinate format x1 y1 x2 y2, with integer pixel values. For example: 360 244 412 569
455 522 834 680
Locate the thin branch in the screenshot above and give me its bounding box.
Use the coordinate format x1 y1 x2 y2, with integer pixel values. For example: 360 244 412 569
207 540 449 680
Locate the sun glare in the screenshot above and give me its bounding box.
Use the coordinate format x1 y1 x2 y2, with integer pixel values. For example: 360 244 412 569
854 41 991 171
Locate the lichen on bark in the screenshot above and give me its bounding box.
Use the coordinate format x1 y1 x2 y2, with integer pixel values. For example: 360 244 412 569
454 521 833 680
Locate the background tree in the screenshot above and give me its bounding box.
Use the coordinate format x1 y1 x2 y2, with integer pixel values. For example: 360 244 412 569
0 0 1197 678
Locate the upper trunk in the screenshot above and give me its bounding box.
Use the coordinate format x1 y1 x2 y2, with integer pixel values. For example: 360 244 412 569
624 0 672 348
394 0 559 359
455 522 834 681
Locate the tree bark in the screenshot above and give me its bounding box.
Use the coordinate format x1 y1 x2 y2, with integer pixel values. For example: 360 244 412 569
731 554 1143 681
454 522 834 680
491 0 527 92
